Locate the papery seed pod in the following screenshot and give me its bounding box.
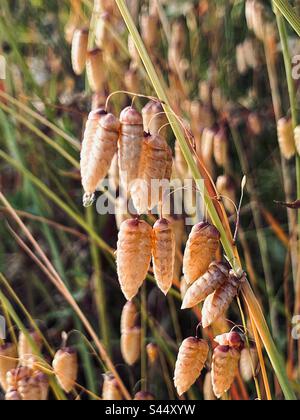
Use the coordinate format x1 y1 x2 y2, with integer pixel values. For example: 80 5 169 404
152 218 176 295
86 49 105 93
239 347 259 382
124 66 140 94
214 332 244 349
6 367 32 390
71 28 88 75
164 145 173 182
213 128 229 168
142 101 168 137
18 330 42 368
277 118 296 160
81 109 105 180
121 327 141 366
202 272 241 329
115 196 131 230
146 343 159 365
18 376 42 401
216 175 236 214
131 133 170 214
294 126 300 156
119 107 144 193
134 391 155 400
0 343 18 392
120 301 138 333
141 13 158 50
116 219 152 300
81 111 120 201
5 387 22 401
181 262 229 309
183 222 220 285
102 373 122 400
203 372 216 401
212 345 241 398
174 337 209 396
52 348 78 393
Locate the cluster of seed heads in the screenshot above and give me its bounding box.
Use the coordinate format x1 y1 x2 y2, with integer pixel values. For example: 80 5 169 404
0 330 78 400
174 331 248 398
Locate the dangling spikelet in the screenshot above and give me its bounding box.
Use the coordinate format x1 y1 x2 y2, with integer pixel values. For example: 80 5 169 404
0 343 18 392
146 343 159 365
119 107 144 193
71 28 88 75
294 126 300 156
81 111 120 203
203 372 216 401
183 222 220 285
80 109 105 197
120 301 138 333
202 272 241 328
212 345 241 398
134 391 155 400
18 330 42 368
216 175 236 214
214 332 244 349
201 128 215 165
152 218 176 295
102 373 122 400
52 348 78 393
213 127 229 168
86 49 105 93
174 337 209 396
277 118 296 160
121 327 141 366
239 347 259 382
140 13 158 50
142 101 168 136
181 262 229 309
131 133 170 214
116 219 152 300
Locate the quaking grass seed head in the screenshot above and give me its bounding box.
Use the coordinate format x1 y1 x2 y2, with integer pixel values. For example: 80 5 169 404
71 28 88 76
174 337 209 396
52 347 78 393
183 222 220 285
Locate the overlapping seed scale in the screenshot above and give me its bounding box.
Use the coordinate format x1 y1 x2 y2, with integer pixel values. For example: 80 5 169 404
212 346 241 398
